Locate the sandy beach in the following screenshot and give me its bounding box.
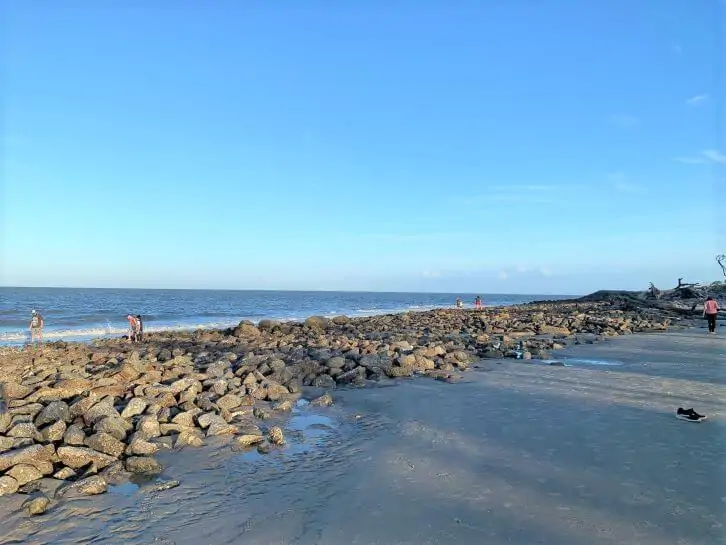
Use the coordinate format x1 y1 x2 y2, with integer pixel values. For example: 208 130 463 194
1 326 723 545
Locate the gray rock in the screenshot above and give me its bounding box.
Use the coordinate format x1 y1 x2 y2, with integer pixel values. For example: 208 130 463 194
125 456 163 475
253 407 271 420
0 444 55 472
210 380 227 396
23 494 51 515
257 442 273 454
196 412 217 429
0 436 15 453
169 377 202 395
7 422 41 442
326 357 346 369
235 434 265 447
335 368 364 384
304 316 329 330
312 375 336 389
216 393 243 411
53 467 76 480
99 461 128 485
258 319 281 331
57 446 117 470
272 399 294 412
83 398 120 426
206 360 229 378
310 393 334 407
120 397 148 419
0 410 10 435
149 479 180 492
174 431 205 448
77 475 108 495
268 426 285 445
0 475 19 496
206 417 237 437
35 401 71 427
95 416 132 441
17 480 44 494
171 410 199 428
41 420 67 442
85 432 126 458
136 416 161 438
6 464 43 486
126 435 160 456
63 424 86 446
58 475 108 497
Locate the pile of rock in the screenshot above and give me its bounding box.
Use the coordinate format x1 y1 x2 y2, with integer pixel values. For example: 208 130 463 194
0 300 676 508
0 347 339 510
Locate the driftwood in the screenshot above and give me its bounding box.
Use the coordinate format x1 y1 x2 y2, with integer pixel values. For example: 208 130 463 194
676 277 699 289
647 282 661 300
717 255 726 278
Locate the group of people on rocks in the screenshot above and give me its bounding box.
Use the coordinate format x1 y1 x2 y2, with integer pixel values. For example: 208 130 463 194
25 310 144 344
455 296 484 310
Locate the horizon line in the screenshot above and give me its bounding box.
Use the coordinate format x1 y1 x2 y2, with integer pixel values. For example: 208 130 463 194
0 285 581 297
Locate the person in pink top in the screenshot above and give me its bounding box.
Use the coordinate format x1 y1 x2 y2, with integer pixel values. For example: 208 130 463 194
703 296 720 334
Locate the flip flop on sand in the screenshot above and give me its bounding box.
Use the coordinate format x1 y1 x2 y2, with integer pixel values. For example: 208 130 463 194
676 407 707 422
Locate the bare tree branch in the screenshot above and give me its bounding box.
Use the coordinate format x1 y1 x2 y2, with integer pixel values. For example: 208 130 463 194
717 254 726 278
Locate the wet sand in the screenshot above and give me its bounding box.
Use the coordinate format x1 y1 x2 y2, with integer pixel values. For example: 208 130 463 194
1 329 724 545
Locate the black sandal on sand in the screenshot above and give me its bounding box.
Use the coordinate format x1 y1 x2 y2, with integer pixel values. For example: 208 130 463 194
676 407 707 422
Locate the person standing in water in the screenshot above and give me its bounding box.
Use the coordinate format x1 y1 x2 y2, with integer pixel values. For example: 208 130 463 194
474 296 483 310
126 314 140 343
29 310 44 344
455 298 463 309
704 296 720 334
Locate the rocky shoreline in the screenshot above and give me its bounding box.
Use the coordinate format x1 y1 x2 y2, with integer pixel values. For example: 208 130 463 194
0 298 699 514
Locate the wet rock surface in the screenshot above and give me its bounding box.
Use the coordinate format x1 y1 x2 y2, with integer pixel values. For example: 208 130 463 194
0 302 685 502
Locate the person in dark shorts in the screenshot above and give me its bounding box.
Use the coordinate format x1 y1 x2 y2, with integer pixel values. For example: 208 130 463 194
704 296 720 334
135 314 144 341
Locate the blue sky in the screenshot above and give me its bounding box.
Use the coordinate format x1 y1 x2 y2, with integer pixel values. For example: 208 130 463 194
2 1 725 294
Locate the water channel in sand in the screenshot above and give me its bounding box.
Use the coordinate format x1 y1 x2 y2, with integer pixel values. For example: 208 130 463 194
1 330 725 545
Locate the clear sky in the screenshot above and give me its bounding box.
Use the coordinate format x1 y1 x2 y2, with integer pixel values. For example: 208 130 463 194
2 1 725 294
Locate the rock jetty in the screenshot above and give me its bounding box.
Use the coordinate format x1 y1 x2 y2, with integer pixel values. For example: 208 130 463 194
0 299 684 507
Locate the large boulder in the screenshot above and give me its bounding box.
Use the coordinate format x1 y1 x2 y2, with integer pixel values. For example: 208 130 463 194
35 401 71 427
304 316 329 330
85 433 126 458
234 321 260 338
95 416 132 441
40 420 67 442
83 399 120 427
0 476 19 496
63 424 87 446
57 446 117 470
125 456 163 475
24 494 51 515
6 464 43 486
0 444 55 472
258 319 282 332
120 397 148 419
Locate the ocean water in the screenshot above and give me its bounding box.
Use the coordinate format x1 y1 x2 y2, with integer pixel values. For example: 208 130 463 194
0 287 574 345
